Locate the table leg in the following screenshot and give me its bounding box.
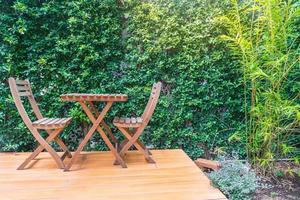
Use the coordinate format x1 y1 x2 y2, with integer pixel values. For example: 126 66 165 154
101 121 118 144
80 101 127 168
64 101 115 171
88 101 118 144
96 126 127 168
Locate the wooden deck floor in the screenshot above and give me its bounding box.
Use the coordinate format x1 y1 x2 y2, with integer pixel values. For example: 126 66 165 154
0 149 226 200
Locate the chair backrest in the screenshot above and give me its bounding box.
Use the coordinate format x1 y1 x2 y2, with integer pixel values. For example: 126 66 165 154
8 78 43 129
141 82 162 126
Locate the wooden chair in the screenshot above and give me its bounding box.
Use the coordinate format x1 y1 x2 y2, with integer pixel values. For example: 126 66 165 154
8 78 72 170
113 82 162 164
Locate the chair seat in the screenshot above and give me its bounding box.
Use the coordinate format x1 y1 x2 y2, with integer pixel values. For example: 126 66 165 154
113 117 143 128
32 117 72 129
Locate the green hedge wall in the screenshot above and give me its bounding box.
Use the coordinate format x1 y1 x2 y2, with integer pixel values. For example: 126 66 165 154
0 0 245 159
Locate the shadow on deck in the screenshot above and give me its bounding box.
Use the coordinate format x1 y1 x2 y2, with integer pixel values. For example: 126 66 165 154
0 149 226 200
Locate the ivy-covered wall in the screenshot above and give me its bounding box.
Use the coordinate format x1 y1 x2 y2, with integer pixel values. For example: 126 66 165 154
0 0 245 159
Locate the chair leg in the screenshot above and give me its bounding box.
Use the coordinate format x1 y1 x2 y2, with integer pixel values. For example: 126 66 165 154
46 129 72 158
127 129 153 157
54 137 72 158
118 138 128 152
117 127 155 164
117 138 151 155
113 139 127 165
128 129 152 155
136 139 152 155
18 128 64 170
96 126 127 168
61 151 70 160
17 144 47 170
32 129 64 169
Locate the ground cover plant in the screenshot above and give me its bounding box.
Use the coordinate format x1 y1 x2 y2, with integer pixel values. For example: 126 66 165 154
209 158 259 200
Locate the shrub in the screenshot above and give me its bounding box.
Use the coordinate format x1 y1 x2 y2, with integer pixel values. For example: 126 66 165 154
0 0 245 159
209 159 259 200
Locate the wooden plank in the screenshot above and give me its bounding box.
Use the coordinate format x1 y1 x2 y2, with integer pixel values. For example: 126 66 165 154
53 118 65 125
195 159 221 170
15 80 29 85
45 118 58 125
119 118 125 123
131 117 137 123
0 150 227 200
33 118 49 124
136 117 143 123
17 85 30 91
32 118 71 129
60 117 71 124
18 91 31 96
60 94 128 102
39 118 53 125
113 117 120 123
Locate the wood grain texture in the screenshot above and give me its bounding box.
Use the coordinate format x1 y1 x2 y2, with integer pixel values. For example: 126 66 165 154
61 94 128 102
32 117 72 129
113 117 143 127
64 101 127 171
0 149 227 200
8 78 72 169
113 82 162 165
195 159 221 171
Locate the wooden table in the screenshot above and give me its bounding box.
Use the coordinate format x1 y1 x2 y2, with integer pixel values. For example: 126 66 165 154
61 94 128 170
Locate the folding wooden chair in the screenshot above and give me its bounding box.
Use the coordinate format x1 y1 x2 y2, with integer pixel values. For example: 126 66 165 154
8 78 72 170
113 82 162 165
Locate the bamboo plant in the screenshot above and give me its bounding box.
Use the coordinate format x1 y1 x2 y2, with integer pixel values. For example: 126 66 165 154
218 0 300 174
